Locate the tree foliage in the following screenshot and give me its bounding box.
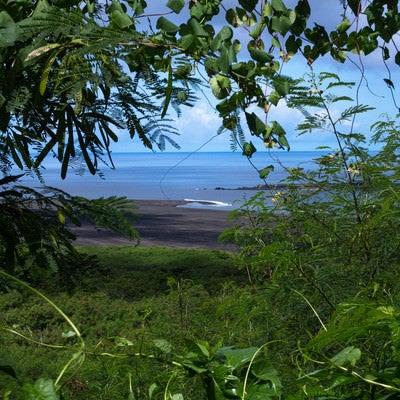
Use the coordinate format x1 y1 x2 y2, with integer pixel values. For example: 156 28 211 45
1 0 398 172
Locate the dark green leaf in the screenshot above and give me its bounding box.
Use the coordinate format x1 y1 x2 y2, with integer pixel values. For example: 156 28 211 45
179 34 195 50
245 112 265 136
0 363 17 379
238 0 257 13
248 46 273 64
347 0 360 15
161 59 173 118
188 17 209 37
33 136 58 167
156 16 179 33
223 115 237 131
285 35 302 53
273 76 291 96
396 51 400 66
242 141 257 157
331 96 353 103
225 8 238 26
252 359 282 389
277 134 289 149
167 0 184 14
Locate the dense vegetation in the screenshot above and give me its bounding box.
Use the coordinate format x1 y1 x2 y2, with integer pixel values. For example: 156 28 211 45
1 0 400 399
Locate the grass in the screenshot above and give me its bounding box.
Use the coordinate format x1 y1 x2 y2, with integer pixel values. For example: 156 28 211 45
0 246 256 399
67 246 245 299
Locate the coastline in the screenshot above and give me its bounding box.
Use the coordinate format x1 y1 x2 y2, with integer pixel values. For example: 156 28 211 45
71 199 238 251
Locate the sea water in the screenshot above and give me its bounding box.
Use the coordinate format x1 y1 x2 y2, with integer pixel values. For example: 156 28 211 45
16 151 323 210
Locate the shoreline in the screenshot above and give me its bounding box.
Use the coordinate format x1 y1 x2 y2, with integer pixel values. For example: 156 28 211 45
71 199 238 251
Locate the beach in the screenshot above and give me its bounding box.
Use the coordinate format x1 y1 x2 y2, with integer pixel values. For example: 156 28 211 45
71 200 238 251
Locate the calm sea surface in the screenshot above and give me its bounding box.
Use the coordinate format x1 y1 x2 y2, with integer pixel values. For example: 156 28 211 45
18 151 323 210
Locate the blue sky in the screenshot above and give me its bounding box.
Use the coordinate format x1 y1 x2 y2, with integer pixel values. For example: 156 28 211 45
111 1 400 153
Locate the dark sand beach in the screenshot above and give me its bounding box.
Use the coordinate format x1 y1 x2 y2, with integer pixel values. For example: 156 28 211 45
71 200 238 251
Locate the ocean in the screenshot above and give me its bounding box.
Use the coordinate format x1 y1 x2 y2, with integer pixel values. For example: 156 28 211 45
17 151 323 210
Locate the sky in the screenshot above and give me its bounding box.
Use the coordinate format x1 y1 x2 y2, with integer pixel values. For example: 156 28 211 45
111 0 400 154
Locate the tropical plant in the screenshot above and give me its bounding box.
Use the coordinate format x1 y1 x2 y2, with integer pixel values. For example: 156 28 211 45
222 70 400 290
0 0 199 277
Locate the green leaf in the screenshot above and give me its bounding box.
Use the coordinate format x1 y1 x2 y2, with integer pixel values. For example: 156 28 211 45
61 330 76 338
262 2 273 17
238 0 258 12
161 58 173 118
247 383 281 398
273 76 291 96
242 141 257 157
167 0 184 14
347 0 360 14
331 346 361 367
223 115 237 131
114 336 134 346
0 363 17 379
271 15 292 35
268 91 281 106
170 394 184 400
25 43 61 61
217 26 233 41
384 78 395 89
23 378 58 400
0 11 17 46
277 135 290 149
188 18 209 37
210 75 231 99
111 10 133 28
271 36 280 49
331 95 353 103
156 16 179 33
57 209 66 225
252 359 282 391
248 46 273 64
395 51 400 66
331 48 347 63
32 0 50 18
271 0 287 12
148 383 158 399
39 46 63 95
179 34 195 50
259 165 274 179
245 112 265 136
336 18 351 33
250 22 266 39
218 346 258 369
217 47 230 74
154 339 172 354
195 340 210 358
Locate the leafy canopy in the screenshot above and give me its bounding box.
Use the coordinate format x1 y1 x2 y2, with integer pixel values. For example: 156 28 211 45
1 0 398 175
